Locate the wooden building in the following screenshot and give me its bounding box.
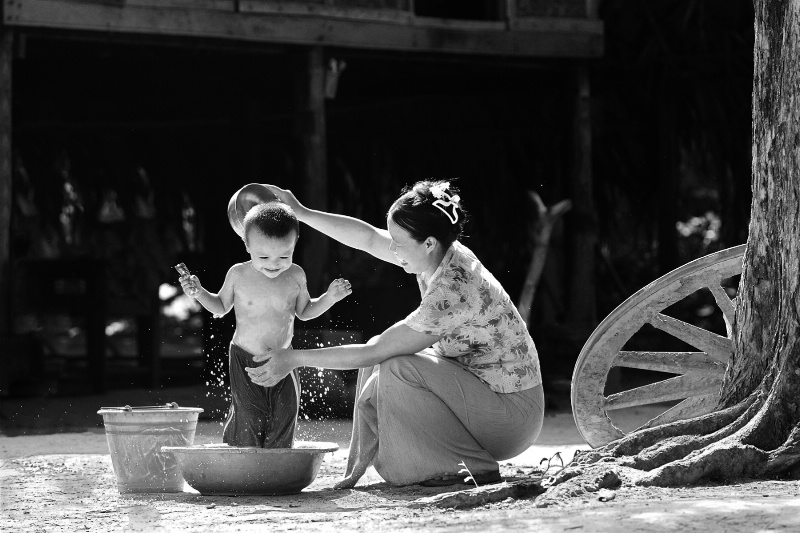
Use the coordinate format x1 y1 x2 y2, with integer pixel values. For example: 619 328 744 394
0 0 602 394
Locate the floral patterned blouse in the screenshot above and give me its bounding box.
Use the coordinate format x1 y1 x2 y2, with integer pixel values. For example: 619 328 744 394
402 241 542 393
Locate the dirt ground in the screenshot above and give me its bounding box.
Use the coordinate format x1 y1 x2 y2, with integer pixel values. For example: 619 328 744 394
2 386 800 532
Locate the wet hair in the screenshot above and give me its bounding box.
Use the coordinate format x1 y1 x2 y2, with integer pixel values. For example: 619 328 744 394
243 201 299 242
388 180 467 247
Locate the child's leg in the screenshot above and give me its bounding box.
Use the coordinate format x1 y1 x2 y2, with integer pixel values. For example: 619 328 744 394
261 369 300 448
223 343 264 447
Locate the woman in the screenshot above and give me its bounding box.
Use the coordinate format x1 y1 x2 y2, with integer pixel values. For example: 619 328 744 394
247 180 544 488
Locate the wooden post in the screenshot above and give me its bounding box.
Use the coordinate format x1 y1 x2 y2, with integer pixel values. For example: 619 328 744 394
0 29 13 337
504 0 516 28
567 66 597 326
294 46 328 296
586 0 600 18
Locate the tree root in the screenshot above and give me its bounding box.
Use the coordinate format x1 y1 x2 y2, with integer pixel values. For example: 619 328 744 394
632 423 800 486
411 479 546 510
535 467 622 507
548 369 800 493
544 390 800 493
621 394 764 471
636 441 768 486
544 434 800 497
574 394 759 467
765 426 800 476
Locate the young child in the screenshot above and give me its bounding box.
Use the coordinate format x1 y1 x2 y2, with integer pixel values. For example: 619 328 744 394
178 201 352 448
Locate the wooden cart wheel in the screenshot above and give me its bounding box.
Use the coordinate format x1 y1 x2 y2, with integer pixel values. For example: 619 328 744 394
571 244 746 448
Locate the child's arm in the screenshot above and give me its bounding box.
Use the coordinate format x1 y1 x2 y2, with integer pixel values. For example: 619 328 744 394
179 265 236 317
296 277 352 321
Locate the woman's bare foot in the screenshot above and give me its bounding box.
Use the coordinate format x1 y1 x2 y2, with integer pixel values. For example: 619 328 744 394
333 464 370 489
333 475 359 490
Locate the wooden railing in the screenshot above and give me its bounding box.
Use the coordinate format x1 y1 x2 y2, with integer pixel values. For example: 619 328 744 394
240 0 599 22
2 0 603 57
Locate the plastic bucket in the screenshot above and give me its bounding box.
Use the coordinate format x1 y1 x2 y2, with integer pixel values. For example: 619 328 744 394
98 404 204 493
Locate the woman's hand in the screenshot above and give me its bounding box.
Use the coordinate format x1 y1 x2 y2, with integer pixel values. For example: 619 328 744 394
246 348 296 387
262 184 304 214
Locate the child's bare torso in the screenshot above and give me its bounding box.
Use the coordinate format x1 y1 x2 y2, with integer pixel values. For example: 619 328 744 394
229 262 305 356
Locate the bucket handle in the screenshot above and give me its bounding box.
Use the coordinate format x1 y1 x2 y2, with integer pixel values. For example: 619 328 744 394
100 402 181 411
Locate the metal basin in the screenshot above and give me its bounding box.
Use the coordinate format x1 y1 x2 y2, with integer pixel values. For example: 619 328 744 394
163 442 339 495
227 183 278 238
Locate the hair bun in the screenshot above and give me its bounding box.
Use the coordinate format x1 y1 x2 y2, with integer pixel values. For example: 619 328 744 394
390 180 466 248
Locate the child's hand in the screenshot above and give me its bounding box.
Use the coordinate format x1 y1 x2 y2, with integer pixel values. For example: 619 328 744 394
179 274 201 298
327 278 352 302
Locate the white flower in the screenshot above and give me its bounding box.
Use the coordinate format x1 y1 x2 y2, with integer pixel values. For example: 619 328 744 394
430 182 450 199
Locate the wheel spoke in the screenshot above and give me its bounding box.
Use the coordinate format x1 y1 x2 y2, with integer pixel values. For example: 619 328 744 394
635 393 719 430
647 312 732 363
707 283 736 337
604 374 723 411
613 351 726 377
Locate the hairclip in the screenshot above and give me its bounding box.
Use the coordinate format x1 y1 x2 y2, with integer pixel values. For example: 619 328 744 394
430 182 460 224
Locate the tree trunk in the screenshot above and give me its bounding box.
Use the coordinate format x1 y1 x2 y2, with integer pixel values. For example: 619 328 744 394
544 0 800 496
718 0 800 454
722 1 800 413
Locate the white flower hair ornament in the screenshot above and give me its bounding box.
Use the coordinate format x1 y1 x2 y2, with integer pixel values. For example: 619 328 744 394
430 182 461 224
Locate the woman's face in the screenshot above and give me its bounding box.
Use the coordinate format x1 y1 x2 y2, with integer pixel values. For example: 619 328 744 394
387 218 435 275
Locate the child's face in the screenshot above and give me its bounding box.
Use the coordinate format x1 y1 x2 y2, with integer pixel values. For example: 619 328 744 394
245 228 298 279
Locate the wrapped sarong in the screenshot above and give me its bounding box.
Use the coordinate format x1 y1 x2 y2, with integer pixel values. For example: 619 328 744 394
223 343 299 448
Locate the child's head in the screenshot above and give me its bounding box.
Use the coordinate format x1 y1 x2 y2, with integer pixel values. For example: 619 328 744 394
243 202 299 279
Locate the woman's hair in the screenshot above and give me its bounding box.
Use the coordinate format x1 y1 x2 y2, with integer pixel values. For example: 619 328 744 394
388 180 467 247
243 201 299 241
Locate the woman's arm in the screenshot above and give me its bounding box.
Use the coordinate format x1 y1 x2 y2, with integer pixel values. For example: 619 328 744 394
246 322 440 386
263 184 399 266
